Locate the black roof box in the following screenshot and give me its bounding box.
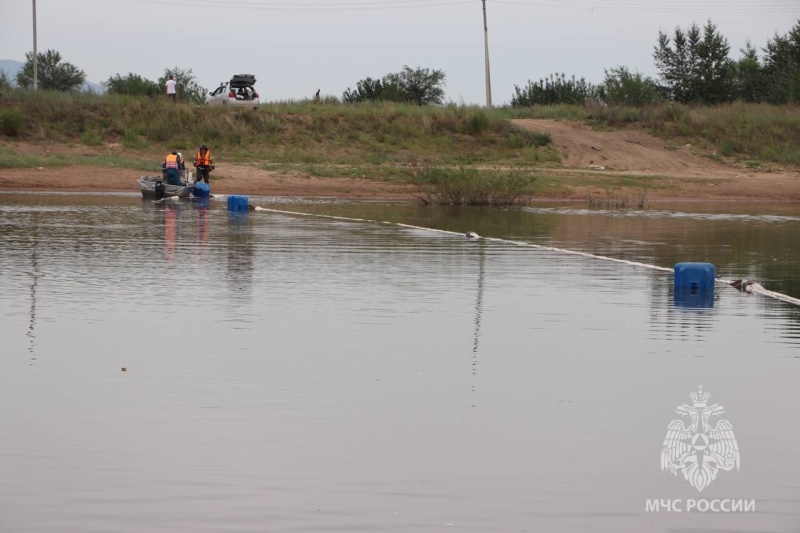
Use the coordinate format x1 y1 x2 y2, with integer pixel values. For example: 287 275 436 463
230 74 256 87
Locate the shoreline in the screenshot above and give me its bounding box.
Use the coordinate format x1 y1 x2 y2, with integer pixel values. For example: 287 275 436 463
1 163 799 204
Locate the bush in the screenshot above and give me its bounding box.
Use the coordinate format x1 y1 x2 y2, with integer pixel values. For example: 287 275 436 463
0 108 24 136
465 110 490 135
79 129 102 146
105 73 160 97
343 66 446 106
600 66 664 106
511 73 600 106
411 163 537 205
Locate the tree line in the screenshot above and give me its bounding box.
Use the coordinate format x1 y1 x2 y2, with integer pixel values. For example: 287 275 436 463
513 19 800 106
2 18 799 107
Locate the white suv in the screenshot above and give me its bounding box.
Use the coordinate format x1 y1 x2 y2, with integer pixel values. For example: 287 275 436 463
207 74 260 108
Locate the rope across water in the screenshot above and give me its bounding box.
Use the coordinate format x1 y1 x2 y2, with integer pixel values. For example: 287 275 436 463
251 205 800 307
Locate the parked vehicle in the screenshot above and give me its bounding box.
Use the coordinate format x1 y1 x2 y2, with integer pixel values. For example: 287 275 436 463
207 74 260 108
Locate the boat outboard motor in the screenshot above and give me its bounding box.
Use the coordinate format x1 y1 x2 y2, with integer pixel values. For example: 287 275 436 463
155 180 166 200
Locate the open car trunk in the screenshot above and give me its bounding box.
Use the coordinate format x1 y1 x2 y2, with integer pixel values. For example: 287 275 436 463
230 74 256 88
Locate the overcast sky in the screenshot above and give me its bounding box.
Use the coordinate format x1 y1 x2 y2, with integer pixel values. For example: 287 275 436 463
1 0 797 105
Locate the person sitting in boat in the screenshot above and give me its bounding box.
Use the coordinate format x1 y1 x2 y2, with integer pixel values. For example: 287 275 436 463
162 151 182 186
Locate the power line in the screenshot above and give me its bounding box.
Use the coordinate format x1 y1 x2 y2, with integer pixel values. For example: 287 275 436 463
124 0 799 11
127 0 474 10
494 0 800 14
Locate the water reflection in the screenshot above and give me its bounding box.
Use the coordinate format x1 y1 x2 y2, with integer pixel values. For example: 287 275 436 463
471 242 485 392
673 288 715 309
27 212 39 365
226 211 254 295
193 198 209 252
164 202 178 262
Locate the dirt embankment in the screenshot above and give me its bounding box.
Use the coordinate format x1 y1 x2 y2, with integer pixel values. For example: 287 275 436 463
512 119 800 201
1 120 798 201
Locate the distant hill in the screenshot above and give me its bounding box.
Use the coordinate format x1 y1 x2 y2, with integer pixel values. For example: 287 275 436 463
0 59 23 81
0 58 104 93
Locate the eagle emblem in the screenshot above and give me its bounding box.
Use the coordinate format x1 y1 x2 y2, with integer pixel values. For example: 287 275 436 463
660 386 740 492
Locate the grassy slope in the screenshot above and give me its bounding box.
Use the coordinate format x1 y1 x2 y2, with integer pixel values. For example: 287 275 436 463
1 90 798 187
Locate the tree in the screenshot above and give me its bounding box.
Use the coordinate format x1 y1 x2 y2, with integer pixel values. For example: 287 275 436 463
762 19 800 103
396 66 445 106
734 41 766 103
157 67 207 104
600 66 664 106
342 76 394 103
653 20 734 104
0 71 12 98
104 72 160 97
695 21 735 103
16 49 86 91
342 66 445 105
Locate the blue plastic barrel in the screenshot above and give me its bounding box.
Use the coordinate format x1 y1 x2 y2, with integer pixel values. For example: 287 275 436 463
227 195 249 212
192 182 210 198
674 262 715 292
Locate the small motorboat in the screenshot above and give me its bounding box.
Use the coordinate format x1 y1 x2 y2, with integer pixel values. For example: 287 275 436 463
138 170 194 199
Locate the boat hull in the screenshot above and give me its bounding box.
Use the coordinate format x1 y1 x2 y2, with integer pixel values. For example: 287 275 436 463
138 173 194 198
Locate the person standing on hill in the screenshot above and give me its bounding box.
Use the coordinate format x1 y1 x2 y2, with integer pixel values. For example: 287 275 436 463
193 144 215 184
165 75 177 102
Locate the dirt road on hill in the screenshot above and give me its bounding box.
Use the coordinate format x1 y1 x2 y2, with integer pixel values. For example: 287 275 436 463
511 119 800 201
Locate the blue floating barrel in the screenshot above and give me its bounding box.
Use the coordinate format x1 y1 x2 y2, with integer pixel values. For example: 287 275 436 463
227 195 249 212
674 262 715 293
192 182 210 198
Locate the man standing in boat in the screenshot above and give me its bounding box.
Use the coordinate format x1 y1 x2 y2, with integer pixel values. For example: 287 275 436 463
193 144 215 184
162 151 182 186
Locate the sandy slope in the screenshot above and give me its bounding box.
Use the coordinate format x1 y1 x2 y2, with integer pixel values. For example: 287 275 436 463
512 119 800 201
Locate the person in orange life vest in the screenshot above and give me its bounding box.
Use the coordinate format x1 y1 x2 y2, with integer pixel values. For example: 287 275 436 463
162 151 182 185
193 144 215 184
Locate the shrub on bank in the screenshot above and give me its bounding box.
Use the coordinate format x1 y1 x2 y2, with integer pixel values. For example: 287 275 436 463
411 164 537 206
0 108 23 136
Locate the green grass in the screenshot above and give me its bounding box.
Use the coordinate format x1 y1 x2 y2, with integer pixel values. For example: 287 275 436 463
0 89 557 168
0 151 156 171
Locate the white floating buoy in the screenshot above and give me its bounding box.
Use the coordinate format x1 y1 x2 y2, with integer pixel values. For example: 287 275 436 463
254 206 266 212
466 231 480 240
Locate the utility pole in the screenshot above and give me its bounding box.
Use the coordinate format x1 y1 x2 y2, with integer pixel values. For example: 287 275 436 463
32 0 38 90
482 0 492 108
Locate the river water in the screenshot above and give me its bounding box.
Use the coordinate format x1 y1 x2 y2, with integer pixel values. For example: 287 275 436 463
1 193 798 532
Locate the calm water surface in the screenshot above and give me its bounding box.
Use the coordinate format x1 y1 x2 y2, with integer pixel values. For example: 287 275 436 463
1 193 799 533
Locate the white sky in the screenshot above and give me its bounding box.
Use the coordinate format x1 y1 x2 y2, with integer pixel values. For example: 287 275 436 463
1 0 797 105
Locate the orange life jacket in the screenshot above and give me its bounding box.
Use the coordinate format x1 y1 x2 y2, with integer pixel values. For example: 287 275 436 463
195 150 212 167
164 153 179 170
